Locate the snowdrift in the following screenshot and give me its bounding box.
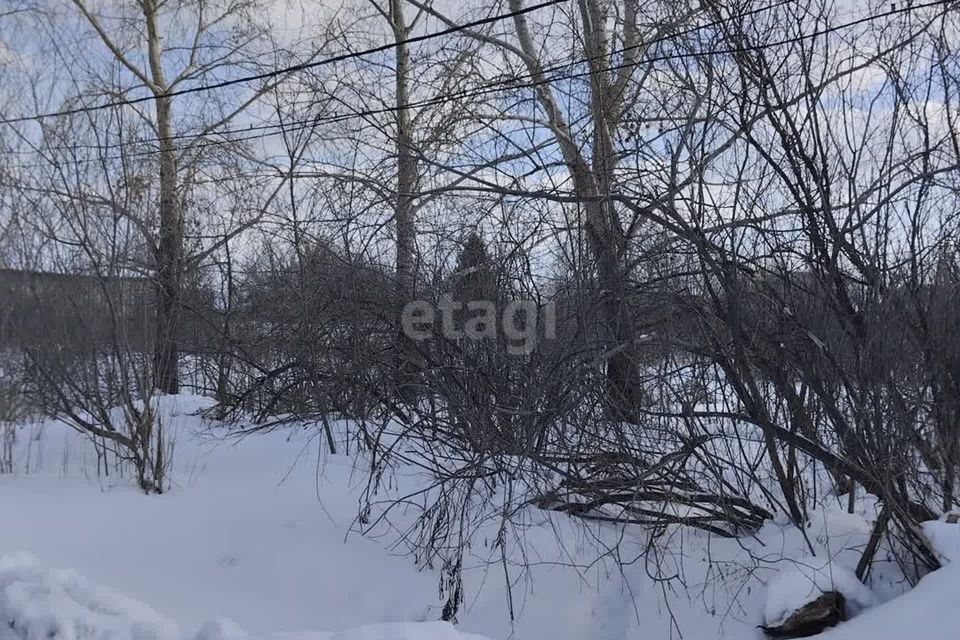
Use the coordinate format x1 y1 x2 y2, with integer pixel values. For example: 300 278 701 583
0 555 492 640
763 560 874 628
816 520 960 639
0 553 178 640
2 397 960 640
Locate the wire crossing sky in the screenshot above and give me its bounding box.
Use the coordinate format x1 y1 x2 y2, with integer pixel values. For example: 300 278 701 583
0 0 567 126
0 0 948 173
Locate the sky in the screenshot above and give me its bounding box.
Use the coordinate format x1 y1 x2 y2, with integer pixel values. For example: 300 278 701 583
0 0 958 278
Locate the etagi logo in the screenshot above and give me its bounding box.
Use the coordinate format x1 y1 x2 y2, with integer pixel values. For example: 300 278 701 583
401 295 556 355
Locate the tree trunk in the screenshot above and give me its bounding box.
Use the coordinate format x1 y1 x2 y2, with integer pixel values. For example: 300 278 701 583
507 0 642 419
391 0 419 399
145 2 182 395
154 96 182 395
392 0 416 298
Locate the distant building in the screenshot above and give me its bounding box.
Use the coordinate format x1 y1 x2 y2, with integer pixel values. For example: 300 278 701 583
0 268 213 353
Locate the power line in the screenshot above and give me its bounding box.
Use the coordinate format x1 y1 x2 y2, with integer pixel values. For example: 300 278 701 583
4 0 796 157
1 0 950 172
0 0 567 126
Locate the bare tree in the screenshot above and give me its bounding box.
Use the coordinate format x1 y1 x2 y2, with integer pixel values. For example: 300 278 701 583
62 0 277 393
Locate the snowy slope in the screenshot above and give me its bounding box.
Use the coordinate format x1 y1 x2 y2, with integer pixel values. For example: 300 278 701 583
0 555 490 640
0 553 178 640
1 395 959 640
0 415 442 633
817 521 960 639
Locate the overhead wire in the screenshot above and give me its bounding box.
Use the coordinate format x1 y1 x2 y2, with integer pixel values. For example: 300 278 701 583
0 0 950 175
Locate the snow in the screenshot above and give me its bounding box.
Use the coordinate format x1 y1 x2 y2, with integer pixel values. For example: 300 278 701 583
1 394 960 640
817 555 960 639
764 511 960 640
922 518 960 564
762 560 874 627
0 553 178 640
268 622 491 640
191 620 247 640
0 556 490 640
0 439 442 633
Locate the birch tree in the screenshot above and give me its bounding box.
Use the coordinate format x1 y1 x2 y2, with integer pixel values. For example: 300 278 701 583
63 0 274 393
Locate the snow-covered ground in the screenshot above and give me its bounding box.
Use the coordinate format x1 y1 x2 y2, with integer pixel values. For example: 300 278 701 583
2 395 959 640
